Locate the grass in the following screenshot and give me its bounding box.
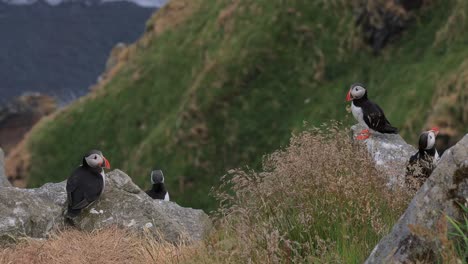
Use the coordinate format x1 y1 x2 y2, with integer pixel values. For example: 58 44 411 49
3 125 465 263
202 124 410 263
447 204 468 263
3 125 411 263
20 0 468 212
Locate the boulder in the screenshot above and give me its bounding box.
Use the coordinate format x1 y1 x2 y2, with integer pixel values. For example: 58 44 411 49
351 124 417 187
0 148 11 187
0 169 211 243
365 134 468 263
355 0 424 53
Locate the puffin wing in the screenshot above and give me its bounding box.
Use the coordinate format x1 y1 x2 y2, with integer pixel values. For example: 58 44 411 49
363 101 398 133
66 168 92 210
70 198 91 210
66 171 79 207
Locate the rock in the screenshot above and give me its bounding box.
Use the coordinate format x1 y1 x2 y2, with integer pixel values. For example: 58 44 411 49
70 170 211 242
0 182 66 243
355 0 425 53
0 169 211 244
351 124 417 187
0 93 56 154
0 148 11 187
365 134 468 263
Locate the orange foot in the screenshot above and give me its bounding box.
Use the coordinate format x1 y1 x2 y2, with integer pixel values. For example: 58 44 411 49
356 129 370 140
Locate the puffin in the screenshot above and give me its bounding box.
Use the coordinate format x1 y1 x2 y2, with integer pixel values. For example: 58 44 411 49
405 127 440 190
146 170 170 201
346 83 398 140
66 150 111 218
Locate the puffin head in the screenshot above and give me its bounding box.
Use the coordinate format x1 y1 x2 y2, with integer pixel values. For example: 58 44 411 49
150 170 164 185
418 127 439 150
83 150 111 169
346 83 367 101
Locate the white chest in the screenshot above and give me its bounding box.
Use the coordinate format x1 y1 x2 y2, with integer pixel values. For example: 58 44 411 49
434 150 440 164
100 171 106 195
351 102 367 127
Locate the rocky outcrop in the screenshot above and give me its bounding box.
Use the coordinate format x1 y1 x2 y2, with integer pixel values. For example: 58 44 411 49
365 134 468 263
355 0 425 53
0 93 56 153
0 170 211 244
351 124 416 187
0 148 11 187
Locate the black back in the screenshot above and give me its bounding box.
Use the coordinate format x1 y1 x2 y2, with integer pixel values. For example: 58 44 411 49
353 94 398 134
146 183 167 200
66 165 104 217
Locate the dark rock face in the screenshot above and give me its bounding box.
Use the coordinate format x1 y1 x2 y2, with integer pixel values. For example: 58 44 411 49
365 134 468 263
0 93 57 153
355 0 425 53
0 169 211 243
0 1 155 104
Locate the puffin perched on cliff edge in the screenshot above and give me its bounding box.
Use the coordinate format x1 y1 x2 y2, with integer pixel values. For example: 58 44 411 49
346 83 398 140
405 127 440 190
146 169 170 201
66 150 111 218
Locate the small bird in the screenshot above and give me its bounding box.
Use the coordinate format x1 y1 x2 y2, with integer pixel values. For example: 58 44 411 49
66 150 111 218
146 170 169 201
406 127 440 190
346 83 398 140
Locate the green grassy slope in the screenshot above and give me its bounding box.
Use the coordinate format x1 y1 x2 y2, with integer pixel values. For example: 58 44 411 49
26 0 468 210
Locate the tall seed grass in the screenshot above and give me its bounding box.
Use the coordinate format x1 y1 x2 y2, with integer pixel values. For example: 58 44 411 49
207 123 410 263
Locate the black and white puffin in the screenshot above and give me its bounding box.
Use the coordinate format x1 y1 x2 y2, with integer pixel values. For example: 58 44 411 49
66 150 111 217
146 170 170 201
405 127 440 189
346 83 398 140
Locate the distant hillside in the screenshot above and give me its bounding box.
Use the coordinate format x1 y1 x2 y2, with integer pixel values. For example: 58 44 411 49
21 0 468 210
0 1 154 103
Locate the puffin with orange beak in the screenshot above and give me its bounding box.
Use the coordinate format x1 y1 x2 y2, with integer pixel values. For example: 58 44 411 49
66 150 111 218
346 83 398 140
405 127 440 190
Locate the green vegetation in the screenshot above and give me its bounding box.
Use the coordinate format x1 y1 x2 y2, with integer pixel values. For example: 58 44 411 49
191 125 410 263
26 0 468 211
447 204 468 263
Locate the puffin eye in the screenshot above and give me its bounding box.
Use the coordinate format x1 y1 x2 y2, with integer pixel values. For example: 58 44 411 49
94 155 97 160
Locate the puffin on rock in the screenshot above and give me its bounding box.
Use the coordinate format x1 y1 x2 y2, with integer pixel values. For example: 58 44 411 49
146 170 170 201
66 150 111 218
405 127 440 190
346 83 398 140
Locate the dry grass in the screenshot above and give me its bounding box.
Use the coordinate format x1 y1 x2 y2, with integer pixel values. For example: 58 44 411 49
0 227 199 264
207 123 410 263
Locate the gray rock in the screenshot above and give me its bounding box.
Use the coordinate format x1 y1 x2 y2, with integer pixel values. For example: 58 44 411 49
70 170 211 243
0 148 11 187
0 169 211 243
365 134 468 264
0 182 66 242
351 124 417 187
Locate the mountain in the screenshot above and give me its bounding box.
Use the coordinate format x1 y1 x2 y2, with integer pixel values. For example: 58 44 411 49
0 1 159 104
1 0 166 8
13 0 468 211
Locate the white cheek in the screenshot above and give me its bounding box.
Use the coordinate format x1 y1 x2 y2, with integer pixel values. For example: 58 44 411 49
86 157 100 167
427 136 436 149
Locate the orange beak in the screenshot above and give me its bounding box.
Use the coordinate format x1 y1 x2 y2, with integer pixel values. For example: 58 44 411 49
430 127 440 136
101 157 111 169
346 90 352 101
